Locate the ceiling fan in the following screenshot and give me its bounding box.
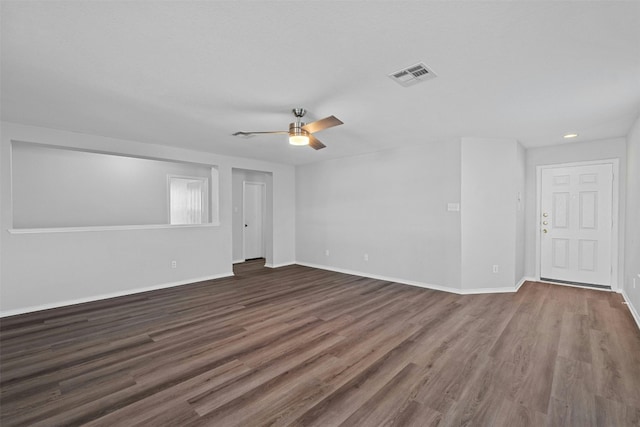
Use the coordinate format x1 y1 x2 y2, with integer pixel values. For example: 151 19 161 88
233 108 343 150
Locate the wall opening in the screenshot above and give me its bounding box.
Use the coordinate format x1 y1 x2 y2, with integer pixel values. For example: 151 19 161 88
232 168 273 267
10 140 219 229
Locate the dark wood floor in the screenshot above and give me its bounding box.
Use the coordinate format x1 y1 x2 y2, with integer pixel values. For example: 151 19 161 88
1 260 639 426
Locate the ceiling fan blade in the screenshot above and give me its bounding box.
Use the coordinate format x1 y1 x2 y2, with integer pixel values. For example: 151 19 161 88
232 130 288 136
302 115 343 134
308 134 326 150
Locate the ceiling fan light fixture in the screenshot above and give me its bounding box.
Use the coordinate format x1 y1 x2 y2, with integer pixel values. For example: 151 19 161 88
288 121 309 146
289 134 310 146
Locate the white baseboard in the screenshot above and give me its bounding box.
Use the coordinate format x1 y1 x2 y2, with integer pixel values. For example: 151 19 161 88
516 276 535 291
265 262 296 269
0 272 234 318
621 288 640 331
296 261 462 293
232 259 245 264
295 262 526 295
461 286 522 295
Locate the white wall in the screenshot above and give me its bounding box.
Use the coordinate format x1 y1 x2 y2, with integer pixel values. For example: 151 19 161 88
461 138 525 291
524 138 627 288
295 137 529 294
0 122 295 315
296 140 462 290
231 168 272 264
624 115 640 326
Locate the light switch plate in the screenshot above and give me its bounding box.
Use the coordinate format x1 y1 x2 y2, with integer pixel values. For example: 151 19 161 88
447 203 460 212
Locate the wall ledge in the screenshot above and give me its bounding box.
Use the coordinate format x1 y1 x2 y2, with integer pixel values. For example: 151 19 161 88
8 223 220 234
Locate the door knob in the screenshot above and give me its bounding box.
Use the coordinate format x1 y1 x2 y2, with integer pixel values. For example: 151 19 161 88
542 229 548 234
542 213 548 217
543 221 548 225
244 224 248 227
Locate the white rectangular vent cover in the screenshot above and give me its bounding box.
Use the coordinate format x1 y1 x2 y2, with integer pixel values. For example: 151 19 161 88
388 62 437 87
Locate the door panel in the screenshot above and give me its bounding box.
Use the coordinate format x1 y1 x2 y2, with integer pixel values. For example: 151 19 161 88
552 192 570 228
578 239 597 271
540 164 612 286
552 238 569 268
579 192 597 229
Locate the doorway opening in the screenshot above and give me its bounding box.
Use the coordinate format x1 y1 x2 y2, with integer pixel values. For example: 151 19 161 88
536 159 619 290
232 168 273 268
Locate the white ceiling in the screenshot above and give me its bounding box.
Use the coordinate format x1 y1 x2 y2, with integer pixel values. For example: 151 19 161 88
2 1 639 165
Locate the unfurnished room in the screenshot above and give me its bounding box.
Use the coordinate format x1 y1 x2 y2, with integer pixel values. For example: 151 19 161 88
1 1 639 426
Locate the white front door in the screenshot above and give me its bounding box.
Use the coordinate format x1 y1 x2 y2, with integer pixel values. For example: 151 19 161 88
540 163 613 287
243 182 264 260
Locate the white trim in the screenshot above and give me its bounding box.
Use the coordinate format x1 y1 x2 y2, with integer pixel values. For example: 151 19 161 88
620 288 640 331
516 276 534 291
535 159 620 290
295 262 525 295
265 262 296 269
233 259 245 264
458 286 521 295
0 272 233 318
8 223 220 234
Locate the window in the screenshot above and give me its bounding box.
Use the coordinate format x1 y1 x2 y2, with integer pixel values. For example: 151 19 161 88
168 176 209 225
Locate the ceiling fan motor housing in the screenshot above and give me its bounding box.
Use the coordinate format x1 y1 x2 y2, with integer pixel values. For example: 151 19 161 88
289 122 309 137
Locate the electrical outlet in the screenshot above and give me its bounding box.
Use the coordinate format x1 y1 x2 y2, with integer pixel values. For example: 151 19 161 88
325 249 330 256
171 260 177 269
364 253 369 262
492 265 499 273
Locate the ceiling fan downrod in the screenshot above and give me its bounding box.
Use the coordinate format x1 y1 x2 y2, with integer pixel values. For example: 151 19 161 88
292 108 306 119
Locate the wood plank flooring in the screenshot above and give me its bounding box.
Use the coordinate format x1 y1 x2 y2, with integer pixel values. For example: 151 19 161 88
1 260 639 426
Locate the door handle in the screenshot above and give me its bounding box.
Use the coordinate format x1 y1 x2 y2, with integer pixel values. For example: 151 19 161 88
244 224 248 227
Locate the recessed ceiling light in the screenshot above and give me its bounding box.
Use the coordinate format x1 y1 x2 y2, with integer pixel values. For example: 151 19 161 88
563 133 578 139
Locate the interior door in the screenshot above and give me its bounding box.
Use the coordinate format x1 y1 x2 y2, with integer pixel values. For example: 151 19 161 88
243 182 264 260
540 164 613 287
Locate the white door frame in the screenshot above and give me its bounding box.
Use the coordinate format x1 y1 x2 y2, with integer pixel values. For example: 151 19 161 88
242 181 266 261
535 159 620 290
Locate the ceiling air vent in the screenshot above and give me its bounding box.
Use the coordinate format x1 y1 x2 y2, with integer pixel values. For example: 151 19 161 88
388 62 437 87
